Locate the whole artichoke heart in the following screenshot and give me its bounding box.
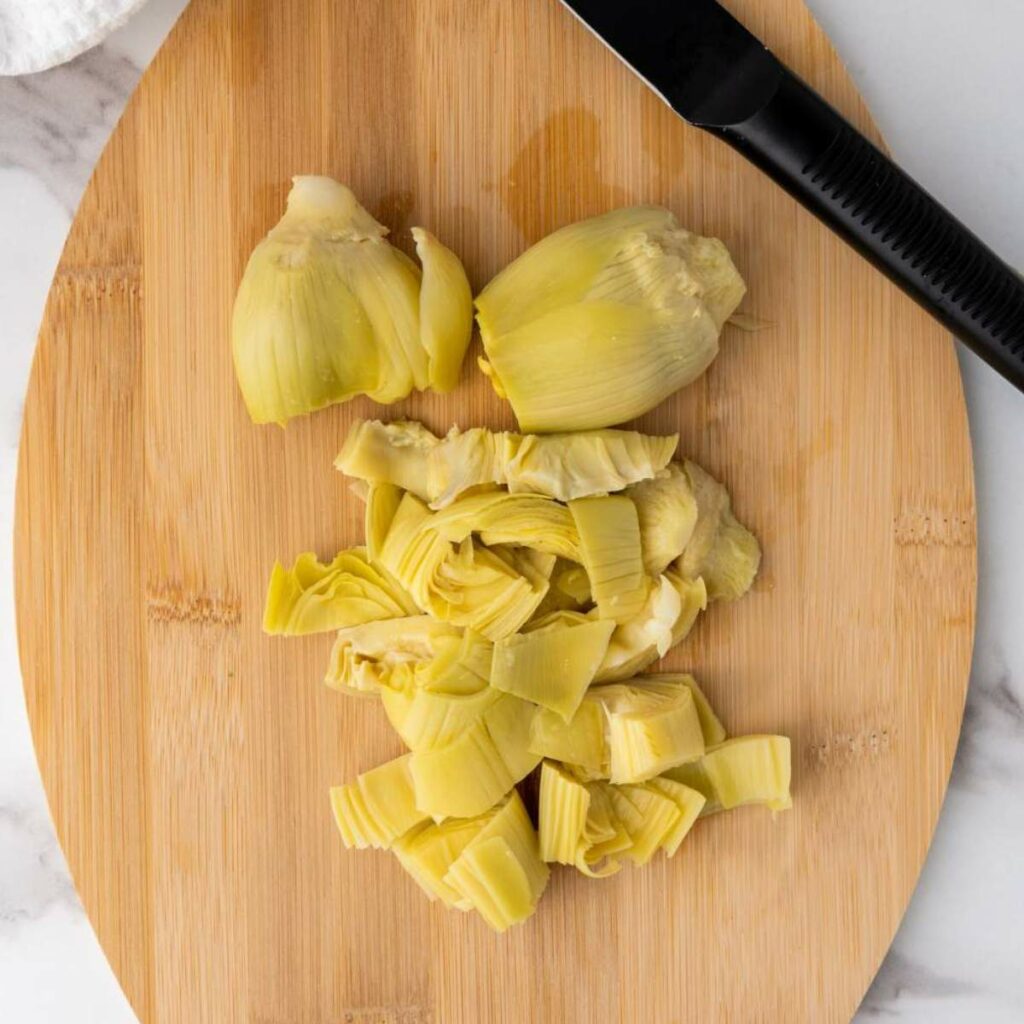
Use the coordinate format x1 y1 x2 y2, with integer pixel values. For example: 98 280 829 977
232 176 472 425
475 205 746 432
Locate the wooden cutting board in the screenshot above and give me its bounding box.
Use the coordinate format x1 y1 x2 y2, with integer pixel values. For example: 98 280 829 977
15 0 976 1021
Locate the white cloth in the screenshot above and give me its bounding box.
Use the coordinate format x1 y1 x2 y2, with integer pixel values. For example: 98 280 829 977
0 0 148 75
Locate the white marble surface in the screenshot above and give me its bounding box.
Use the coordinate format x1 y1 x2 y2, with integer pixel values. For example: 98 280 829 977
1 1 1022 1020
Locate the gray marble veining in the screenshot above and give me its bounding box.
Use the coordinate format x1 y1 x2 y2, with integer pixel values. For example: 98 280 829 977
0 46 140 213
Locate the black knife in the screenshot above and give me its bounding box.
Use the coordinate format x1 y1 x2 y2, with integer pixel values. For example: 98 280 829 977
560 0 1024 392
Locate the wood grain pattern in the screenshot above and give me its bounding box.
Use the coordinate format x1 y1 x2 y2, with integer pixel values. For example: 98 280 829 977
15 0 975 1021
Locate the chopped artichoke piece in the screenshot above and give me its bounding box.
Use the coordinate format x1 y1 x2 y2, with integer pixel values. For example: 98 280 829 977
365 482 404 562
627 463 698 576
595 575 684 683
329 753 429 850
443 792 549 932
336 420 441 501
376 492 451 605
603 783 683 865
475 206 745 431
664 572 709 647
645 777 706 855
387 685 501 752
661 759 722 815
647 673 727 746
491 616 615 720
500 430 679 502
232 176 428 424
263 548 417 636
602 682 706 784
570 495 647 623
337 419 678 508
579 782 631 876
412 227 473 392
393 815 489 907
482 693 542 782
529 698 607 773
678 460 761 601
552 562 592 605
324 616 458 694
409 719 514 819
417 630 493 695
701 735 792 811
424 538 549 640
538 761 590 865
699 509 762 602
428 491 582 562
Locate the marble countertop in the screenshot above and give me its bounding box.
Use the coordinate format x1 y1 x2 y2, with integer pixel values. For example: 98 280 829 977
1 1 1022 1020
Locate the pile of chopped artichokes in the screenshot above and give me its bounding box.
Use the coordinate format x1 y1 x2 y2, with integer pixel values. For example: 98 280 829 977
240 179 789 932
266 419 787 931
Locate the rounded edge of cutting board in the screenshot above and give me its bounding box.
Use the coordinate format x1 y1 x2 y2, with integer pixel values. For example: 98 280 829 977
15 1 976 1021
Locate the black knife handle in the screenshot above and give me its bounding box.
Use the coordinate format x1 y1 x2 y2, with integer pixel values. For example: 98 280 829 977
709 71 1024 390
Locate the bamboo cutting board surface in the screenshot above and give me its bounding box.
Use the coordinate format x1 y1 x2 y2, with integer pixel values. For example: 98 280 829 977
15 0 976 1021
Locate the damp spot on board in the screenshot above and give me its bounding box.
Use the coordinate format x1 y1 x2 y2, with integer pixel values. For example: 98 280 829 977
499 107 630 243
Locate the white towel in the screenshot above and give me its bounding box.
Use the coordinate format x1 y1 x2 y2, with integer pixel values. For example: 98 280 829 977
0 0 149 75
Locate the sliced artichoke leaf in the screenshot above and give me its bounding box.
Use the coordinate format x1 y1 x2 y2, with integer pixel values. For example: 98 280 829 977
441 791 549 932
538 761 590 865
263 547 417 636
324 615 459 694
393 814 491 908
700 735 792 811
412 226 474 393
677 460 761 601
336 419 442 501
569 495 647 624
627 462 698 576
329 753 429 850
336 418 678 509
491 615 615 721
595 575 685 683
428 491 582 562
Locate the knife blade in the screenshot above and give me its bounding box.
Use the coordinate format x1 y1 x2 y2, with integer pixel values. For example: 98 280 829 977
561 0 1024 393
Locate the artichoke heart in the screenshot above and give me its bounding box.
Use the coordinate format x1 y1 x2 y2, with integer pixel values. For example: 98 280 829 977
678 460 761 601
475 205 746 431
570 495 647 623
491 615 615 721
329 753 429 850
263 548 417 636
442 791 550 932
232 177 418 423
